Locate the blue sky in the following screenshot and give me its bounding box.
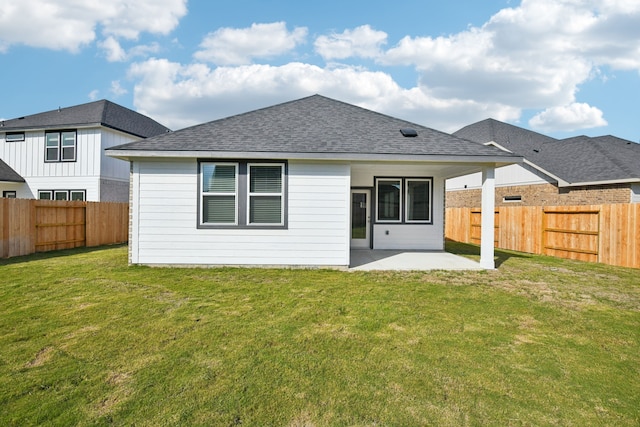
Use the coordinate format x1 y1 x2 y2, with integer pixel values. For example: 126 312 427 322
1 0 638 142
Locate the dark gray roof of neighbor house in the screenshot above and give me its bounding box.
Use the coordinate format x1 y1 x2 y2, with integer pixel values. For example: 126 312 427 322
107 95 520 162
454 118 640 185
0 158 24 183
1 100 170 138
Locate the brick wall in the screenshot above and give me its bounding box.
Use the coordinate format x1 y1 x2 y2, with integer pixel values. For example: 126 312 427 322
446 182 632 208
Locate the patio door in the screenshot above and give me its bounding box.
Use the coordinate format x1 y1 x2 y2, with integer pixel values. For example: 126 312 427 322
351 189 371 248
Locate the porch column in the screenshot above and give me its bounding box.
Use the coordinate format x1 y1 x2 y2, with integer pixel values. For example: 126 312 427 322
480 166 495 269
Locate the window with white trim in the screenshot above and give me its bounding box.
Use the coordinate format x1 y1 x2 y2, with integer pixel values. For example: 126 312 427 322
38 190 86 201
248 163 284 225
45 130 76 162
199 161 286 228
201 163 238 225
375 177 433 224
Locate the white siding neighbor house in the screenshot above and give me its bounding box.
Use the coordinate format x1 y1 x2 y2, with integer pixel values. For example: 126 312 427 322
0 100 170 201
107 95 521 269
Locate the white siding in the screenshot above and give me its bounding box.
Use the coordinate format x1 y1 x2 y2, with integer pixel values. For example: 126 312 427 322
1 127 136 201
352 163 445 250
133 159 351 267
26 176 101 200
100 129 136 181
0 129 102 178
446 163 552 190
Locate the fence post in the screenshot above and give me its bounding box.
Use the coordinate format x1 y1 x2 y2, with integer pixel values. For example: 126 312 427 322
1 198 7 258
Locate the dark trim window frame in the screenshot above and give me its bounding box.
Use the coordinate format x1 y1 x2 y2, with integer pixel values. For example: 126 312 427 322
38 189 86 201
375 176 433 224
3 190 17 198
45 130 77 162
5 132 25 142
198 159 287 229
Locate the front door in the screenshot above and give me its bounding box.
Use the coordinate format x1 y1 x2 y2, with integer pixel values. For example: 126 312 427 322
350 189 371 248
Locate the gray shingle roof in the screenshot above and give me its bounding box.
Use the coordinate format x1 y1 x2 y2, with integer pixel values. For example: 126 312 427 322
454 118 640 185
0 159 24 183
108 95 519 161
1 100 170 138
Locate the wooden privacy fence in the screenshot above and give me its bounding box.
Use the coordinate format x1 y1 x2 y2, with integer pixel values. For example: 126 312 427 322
446 204 640 269
1 199 129 258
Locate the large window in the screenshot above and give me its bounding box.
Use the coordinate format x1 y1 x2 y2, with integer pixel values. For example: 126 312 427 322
375 177 432 224
45 130 76 162
199 161 286 228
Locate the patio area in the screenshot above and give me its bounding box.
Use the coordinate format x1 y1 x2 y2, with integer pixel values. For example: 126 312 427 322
349 250 485 271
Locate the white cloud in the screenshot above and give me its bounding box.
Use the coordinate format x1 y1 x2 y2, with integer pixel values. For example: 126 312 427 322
128 58 519 132
116 1 639 135
99 37 127 62
88 90 99 101
0 0 187 52
529 102 608 132
194 22 308 65
379 0 640 127
98 36 160 62
110 80 128 97
314 25 388 60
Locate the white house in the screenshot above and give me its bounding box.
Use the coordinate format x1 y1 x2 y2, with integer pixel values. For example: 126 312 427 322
0 100 170 201
107 95 521 269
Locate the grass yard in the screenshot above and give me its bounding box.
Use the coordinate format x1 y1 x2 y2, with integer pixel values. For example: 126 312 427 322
1 243 639 426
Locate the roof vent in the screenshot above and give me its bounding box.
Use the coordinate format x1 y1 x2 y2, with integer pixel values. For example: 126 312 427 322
400 128 418 137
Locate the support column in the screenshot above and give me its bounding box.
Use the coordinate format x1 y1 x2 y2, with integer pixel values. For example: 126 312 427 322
480 166 495 269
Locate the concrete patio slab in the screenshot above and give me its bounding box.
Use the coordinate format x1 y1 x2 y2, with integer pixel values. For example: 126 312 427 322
349 250 485 271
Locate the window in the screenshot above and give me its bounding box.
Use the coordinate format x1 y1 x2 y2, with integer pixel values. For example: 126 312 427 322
201 163 238 225
3 191 17 198
70 190 86 201
199 161 286 228
406 179 431 223
375 177 433 224
38 190 85 201
503 195 522 203
45 133 59 161
45 130 76 162
54 190 68 200
376 179 401 222
248 164 284 225
6 132 24 142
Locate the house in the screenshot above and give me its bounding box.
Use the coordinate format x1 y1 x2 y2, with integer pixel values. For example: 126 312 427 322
106 95 521 269
0 100 170 201
447 119 640 207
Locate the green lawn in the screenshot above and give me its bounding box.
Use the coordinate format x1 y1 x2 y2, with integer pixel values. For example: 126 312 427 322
1 243 639 426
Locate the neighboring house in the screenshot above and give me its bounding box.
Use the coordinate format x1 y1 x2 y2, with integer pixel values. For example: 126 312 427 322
0 100 170 201
447 119 640 207
106 95 521 269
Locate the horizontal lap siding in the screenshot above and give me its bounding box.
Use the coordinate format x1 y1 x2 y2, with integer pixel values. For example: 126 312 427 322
135 160 349 266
